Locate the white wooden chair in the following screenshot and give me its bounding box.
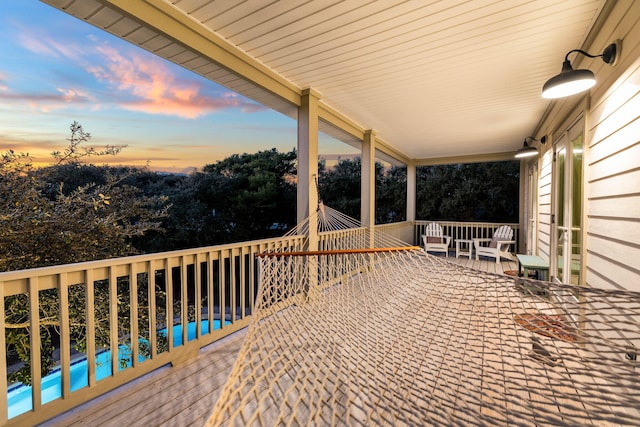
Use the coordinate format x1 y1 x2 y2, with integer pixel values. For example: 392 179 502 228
473 225 516 264
422 222 451 257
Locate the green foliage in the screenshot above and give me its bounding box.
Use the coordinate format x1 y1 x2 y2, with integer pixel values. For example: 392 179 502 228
196 148 298 243
127 148 300 251
318 158 407 224
416 161 519 222
127 172 195 251
0 123 169 271
318 157 363 220
0 165 169 271
318 158 517 224
377 165 407 223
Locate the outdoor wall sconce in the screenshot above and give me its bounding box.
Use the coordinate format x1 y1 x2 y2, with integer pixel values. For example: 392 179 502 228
515 136 547 159
542 41 620 99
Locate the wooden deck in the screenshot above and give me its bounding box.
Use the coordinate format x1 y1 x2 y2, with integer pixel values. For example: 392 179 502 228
446 253 519 274
38 255 518 427
39 330 247 427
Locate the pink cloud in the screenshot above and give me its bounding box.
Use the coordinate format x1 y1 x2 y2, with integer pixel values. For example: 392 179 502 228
58 88 94 103
0 89 93 112
87 45 262 119
12 24 265 118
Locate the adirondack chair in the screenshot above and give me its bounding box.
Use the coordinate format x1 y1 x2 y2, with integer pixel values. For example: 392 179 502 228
422 222 451 257
473 225 516 263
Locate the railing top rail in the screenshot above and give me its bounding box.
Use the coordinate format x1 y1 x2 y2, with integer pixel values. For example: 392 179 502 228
414 220 519 226
256 246 421 257
0 234 305 280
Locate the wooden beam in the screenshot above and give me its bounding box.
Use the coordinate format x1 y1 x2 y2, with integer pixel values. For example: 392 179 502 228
103 0 301 106
414 151 518 166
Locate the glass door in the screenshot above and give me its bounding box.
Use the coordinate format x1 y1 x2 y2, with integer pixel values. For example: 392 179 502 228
552 120 583 285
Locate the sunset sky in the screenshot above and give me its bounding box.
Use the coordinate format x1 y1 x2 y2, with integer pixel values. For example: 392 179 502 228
0 1 356 174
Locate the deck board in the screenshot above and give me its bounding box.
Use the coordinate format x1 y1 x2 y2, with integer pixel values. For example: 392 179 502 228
37 257 520 427
39 330 246 427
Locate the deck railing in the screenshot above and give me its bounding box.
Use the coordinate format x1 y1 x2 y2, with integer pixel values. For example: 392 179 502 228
1 235 304 426
414 220 521 254
2 219 519 425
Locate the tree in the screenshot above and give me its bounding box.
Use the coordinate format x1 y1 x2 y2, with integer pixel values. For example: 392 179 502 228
124 170 196 252
376 165 407 223
416 161 519 222
197 148 298 243
51 121 123 165
319 157 407 224
1 122 170 384
318 157 363 220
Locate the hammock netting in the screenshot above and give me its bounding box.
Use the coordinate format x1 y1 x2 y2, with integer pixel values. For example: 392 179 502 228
207 204 640 426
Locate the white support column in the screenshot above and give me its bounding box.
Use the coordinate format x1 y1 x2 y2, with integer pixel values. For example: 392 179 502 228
361 130 376 227
298 89 320 262
297 89 320 299
518 160 528 254
297 88 320 245
361 130 376 248
406 161 416 222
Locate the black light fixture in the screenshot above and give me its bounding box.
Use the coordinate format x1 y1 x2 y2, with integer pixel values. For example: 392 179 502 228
515 136 546 159
542 41 620 99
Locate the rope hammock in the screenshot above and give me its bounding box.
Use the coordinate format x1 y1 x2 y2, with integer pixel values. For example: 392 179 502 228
206 204 640 426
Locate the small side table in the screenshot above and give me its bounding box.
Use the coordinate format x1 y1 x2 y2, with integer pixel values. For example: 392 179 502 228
515 254 550 281
455 239 473 259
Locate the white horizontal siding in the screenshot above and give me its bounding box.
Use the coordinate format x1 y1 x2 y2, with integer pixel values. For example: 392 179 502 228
589 168 640 199
586 251 640 292
589 141 640 183
588 235 640 271
590 217 640 246
585 4 640 291
590 98 640 161
537 150 553 261
589 196 640 218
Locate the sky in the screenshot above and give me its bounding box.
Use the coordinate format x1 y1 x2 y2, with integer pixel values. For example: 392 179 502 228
0 1 356 174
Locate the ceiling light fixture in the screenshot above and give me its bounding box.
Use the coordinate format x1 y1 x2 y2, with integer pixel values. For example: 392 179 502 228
515 136 546 159
542 41 620 99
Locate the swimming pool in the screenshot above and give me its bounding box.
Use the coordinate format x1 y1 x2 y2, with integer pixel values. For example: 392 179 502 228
7 319 226 419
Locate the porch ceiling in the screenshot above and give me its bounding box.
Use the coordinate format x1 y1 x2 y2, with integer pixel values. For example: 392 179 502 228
42 0 606 163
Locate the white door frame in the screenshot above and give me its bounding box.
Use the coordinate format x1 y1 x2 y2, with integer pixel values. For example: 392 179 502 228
526 162 538 255
551 116 584 285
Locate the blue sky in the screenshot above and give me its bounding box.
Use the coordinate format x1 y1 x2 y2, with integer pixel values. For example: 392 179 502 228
0 1 355 173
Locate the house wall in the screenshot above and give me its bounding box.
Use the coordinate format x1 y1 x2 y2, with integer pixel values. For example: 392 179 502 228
537 151 553 262
535 0 640 292
587 45 640 290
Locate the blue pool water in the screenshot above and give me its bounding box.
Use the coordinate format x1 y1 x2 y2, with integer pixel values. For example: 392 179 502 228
7 319 226 419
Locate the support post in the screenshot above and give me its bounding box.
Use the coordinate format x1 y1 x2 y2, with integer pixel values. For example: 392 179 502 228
519 160 527 254
297 88 320 230
361 129 376 247
298 89 320 299
407 161 416 222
